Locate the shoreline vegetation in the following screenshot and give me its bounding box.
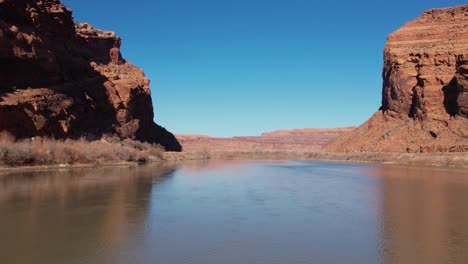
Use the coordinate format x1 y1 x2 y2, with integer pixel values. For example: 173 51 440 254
1 129 466 172
0 132 164 168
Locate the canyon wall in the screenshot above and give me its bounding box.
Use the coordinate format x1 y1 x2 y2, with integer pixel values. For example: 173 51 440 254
326 5 468 153
0 0 181 151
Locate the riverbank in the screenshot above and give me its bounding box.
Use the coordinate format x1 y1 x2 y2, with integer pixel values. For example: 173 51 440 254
1 150 466 173
1 134 466 171
163 150 468 168
173 131 468 168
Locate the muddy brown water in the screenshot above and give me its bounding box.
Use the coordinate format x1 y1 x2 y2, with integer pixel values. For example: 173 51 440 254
0 161 467 264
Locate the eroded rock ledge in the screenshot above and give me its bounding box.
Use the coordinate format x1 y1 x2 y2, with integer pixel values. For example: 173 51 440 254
326 5 468 153
0 0 181 151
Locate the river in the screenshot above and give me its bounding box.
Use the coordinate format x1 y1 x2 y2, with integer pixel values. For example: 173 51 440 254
0 161 467 264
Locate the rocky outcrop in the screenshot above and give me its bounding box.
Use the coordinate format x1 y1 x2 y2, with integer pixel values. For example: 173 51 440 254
326 5 468 153
0 0 181 151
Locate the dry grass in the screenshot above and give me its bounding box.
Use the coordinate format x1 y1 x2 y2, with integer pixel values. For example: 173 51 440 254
0 132 164 167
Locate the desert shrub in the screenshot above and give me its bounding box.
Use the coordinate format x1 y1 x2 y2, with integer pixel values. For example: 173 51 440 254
101 135 122 144
122 138 146 150
0 145 33 166
145 143 165 158
0 131 15 143
0 131 164 167
121 138 164 159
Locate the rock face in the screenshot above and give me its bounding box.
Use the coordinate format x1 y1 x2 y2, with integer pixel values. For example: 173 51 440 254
0 0 181 151
326 5 468 153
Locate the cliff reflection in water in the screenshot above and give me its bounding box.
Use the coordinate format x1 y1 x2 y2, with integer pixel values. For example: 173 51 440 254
0 165 177 264
375 166 468 264
1 161 468 264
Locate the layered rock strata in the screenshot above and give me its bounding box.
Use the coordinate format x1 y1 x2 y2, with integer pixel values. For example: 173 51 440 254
0 0 181 151
326 5 468 153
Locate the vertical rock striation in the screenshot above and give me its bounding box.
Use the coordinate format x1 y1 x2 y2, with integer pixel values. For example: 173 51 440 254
0 0 181 151
326 5 468 153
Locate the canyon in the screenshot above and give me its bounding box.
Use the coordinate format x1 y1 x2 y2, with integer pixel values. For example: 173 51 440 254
0 1 466 166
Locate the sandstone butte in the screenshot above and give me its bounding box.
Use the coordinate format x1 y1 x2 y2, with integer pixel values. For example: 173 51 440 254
0 0 182 151
325 5 468 153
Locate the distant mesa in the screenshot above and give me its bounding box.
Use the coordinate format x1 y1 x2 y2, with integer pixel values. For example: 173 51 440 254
0 0 181 151
261 127 356 137
326 5 468 153
176 127 355 152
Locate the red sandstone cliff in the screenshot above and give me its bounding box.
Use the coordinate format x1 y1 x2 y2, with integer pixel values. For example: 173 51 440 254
326 5 468 153
0 0 181 151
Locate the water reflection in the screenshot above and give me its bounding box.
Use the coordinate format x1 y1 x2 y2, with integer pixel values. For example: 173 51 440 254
374 165 468 264
0 165 177 264
0 161 467 264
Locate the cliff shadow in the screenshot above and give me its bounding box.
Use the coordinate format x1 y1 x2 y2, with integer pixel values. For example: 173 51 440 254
442 77 460 117
0 4 119 139
0 1 181 150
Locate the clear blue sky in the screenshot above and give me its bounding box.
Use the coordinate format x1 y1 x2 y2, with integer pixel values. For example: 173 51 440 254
62 0 465 137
